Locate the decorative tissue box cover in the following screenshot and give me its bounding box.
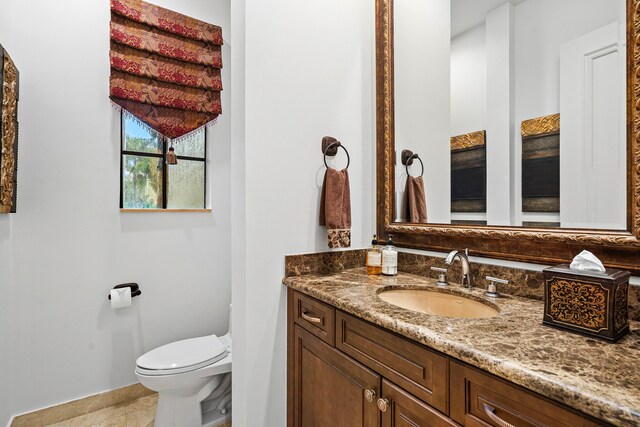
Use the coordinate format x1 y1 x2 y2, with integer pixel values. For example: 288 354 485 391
543 264 630 341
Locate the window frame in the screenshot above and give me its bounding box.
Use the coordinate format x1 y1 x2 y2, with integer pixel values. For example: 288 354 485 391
119 111 207 211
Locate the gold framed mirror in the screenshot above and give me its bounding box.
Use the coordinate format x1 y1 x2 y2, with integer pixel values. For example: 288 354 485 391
376 0 640 273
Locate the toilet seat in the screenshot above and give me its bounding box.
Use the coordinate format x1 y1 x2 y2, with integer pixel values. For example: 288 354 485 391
136 335 228 376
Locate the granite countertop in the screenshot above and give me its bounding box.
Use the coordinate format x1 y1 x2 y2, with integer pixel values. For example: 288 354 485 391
283 268 640 427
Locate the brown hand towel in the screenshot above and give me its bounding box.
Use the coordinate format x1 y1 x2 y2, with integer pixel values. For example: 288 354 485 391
404 175 428 223
319 168 351 248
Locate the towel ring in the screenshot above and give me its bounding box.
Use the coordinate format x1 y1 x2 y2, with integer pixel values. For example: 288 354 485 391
401 149 424 177
323 140 350 169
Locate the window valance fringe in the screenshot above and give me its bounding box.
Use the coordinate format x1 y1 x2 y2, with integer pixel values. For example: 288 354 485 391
114 102 215 144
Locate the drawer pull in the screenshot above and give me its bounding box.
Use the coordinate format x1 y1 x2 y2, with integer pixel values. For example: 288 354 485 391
364 389 376 403
301 311 322 324
377 398 390 412
482 402 515 427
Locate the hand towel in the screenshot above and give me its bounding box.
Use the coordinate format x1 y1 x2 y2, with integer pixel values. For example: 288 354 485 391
319 168 351 248
403 175 428 223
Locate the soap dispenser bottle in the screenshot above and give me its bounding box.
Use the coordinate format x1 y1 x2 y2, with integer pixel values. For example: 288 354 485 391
382 235 398 276
366 234 382 275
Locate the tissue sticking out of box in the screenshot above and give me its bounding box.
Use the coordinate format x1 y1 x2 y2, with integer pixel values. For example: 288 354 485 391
569 250 605 272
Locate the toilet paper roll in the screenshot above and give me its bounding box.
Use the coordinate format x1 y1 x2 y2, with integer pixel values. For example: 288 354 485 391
110 287 132 309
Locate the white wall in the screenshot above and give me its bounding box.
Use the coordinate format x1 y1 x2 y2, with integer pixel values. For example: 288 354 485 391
394 0 451 224
4 0 231 417
485 3 515 226
233 0 374 425
0 1 14 424
514 0 620 125
229 0 247 423
450 23 488 223
450 23 486 137
451 14 516 226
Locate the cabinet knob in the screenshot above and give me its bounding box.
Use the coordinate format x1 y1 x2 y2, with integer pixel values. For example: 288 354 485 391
364 389 376 403
377 398 390 412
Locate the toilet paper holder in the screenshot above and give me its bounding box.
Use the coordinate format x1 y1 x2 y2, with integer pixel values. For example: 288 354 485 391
107 283 141 300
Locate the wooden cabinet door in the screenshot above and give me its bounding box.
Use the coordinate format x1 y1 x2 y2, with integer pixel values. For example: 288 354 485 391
336 311 449 414
293 325 381 427
380 380 460 427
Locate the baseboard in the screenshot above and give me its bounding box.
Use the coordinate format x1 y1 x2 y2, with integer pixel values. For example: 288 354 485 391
10 383 154 427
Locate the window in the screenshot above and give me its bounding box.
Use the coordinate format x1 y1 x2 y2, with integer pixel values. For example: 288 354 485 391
120 112 207 210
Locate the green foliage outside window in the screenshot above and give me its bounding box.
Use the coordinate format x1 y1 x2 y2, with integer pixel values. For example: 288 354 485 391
120 114 206 210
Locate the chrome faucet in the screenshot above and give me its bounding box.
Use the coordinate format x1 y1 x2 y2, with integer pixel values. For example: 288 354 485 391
445 249 472 288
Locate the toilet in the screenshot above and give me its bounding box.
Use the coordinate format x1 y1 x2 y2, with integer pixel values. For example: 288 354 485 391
136 305 232 427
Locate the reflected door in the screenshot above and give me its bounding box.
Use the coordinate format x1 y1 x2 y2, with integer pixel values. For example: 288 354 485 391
560 22 626 230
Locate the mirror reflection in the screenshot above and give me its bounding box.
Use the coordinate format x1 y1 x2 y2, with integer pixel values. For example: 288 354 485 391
394 0 627 230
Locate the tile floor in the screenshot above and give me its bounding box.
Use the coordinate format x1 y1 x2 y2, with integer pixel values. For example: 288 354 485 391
41 394 231 427
44 394 157 427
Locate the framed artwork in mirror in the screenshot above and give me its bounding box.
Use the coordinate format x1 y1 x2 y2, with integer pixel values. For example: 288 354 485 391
521 114 560 218
451 130 486 222
375 0 640 274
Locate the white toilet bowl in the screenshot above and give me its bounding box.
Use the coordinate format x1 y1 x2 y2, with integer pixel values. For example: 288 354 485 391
136 307 232 427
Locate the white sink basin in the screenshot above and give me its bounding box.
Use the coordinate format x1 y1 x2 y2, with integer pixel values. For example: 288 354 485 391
378 289 499 319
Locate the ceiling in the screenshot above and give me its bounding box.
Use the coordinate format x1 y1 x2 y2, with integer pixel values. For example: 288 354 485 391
451 0 528 37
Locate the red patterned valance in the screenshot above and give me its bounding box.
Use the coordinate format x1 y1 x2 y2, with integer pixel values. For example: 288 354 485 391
109 0 222 139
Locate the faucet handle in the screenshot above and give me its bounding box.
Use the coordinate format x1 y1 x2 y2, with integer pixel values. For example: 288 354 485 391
431 267 448 287
485 276 508 298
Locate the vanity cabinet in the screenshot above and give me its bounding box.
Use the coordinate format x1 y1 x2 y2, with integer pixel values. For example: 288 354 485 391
450 362 602 427
292 290 336 346
336 310 449 413
380 379 459 427
288 290 611 427
292 325 380 426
